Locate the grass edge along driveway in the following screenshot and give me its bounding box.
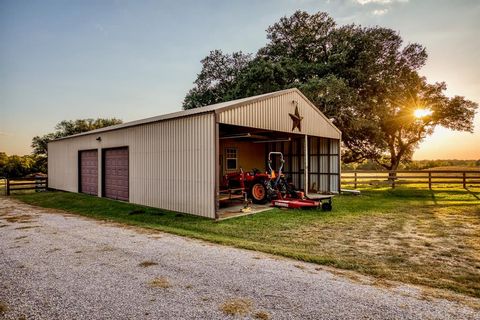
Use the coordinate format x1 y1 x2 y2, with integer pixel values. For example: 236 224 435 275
9 187 480 299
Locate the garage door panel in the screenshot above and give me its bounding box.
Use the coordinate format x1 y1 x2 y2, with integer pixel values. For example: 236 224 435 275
103 147 129 201
80 150 98 196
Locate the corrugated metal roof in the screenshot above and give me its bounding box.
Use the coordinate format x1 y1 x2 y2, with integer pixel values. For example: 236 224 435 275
52 88 340 141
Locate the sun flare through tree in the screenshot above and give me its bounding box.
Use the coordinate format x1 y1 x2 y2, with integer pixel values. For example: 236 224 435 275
414 108 433 118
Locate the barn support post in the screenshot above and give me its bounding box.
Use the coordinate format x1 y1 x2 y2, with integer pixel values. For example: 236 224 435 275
337 138 341 193
304 134 309 193
327 138 331 192
214 120 220 219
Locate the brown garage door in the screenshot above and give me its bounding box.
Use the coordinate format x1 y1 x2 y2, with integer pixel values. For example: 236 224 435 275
103 147 129 201
79 150 98 196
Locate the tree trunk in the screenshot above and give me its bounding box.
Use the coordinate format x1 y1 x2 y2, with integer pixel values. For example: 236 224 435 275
388 159 401 188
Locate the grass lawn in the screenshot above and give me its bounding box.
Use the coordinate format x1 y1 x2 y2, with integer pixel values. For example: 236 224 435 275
12 186 480 298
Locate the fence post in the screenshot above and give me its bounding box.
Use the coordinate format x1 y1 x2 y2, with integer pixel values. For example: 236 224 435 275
391 171 395 189
354 171 357 189
463 172 466 189
6 179 10 196
428 172 432 189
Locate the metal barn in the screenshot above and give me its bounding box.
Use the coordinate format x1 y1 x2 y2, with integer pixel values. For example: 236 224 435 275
48 88 341 219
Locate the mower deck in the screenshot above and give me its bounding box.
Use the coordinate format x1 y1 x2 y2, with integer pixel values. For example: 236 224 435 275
271 199 320 209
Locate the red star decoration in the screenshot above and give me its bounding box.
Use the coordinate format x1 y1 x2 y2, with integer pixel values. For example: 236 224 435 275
289 105 303 132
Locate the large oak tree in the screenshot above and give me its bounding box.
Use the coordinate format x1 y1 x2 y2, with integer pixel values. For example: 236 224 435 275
183 11 477 170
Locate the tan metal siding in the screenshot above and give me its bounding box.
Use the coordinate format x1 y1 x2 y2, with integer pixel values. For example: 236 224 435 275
218 91 341 139
48 113 216 218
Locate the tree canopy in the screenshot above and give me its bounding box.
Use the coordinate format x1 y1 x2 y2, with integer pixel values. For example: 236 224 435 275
31 118 123 156
183 11 477 170
0 152 46 178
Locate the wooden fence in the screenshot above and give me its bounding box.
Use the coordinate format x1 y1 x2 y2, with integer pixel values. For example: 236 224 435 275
2 177 48 195
341 170 480 189
1 172 478 195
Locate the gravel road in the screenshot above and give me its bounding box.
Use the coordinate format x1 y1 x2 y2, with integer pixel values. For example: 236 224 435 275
0 197 478 320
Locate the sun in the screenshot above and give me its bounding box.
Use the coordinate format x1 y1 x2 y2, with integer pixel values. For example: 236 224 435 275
414 108 432 118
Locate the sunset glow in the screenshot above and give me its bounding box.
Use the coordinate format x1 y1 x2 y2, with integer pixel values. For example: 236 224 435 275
414 108 433 118
0 1 478 160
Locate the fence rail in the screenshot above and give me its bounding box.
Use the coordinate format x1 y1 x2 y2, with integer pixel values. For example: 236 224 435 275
3 177 48 195
341 170 480 189
2 171 478 195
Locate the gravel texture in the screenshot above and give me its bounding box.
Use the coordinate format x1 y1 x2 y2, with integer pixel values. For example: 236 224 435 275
0 197 479 320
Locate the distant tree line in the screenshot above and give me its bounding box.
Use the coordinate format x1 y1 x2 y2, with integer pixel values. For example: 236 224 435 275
0 118 122 178
32 118 122 156
0 152 46 178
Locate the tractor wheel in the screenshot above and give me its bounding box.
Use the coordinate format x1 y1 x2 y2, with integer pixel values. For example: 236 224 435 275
250 182 268 204
321 202 332 211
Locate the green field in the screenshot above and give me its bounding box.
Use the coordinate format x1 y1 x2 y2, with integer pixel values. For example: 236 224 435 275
10 186 480 299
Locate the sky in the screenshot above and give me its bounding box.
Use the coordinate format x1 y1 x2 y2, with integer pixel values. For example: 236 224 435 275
1 0 479 160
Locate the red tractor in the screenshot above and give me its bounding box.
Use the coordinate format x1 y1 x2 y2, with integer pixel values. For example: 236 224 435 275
222 152 298 204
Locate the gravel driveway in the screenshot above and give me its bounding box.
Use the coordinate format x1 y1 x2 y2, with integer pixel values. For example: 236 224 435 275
1 197 478 320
